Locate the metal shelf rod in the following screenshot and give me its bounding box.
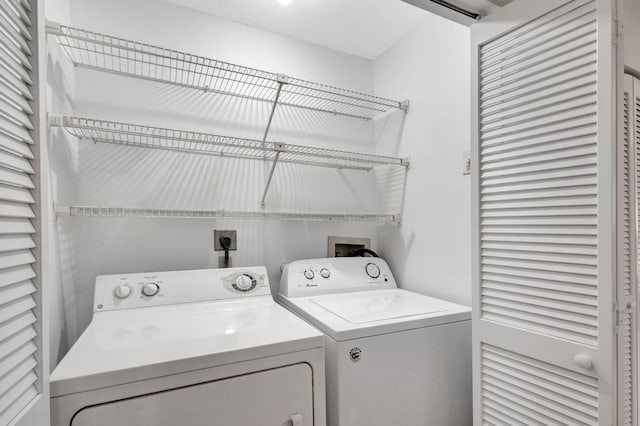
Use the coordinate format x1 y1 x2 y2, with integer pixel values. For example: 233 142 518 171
261 76 289 208
261 150 281 208
263 78 286 141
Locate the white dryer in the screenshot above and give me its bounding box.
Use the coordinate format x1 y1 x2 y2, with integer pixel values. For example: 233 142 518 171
278 257 471 426
51 266 326 426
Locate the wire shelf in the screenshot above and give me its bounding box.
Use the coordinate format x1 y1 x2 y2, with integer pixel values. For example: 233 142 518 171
55 205 399 223
47 23 409 120
51 115 408 170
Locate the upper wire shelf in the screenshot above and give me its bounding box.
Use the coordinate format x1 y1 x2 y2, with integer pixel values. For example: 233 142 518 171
50 115 408 171
46 22 409 120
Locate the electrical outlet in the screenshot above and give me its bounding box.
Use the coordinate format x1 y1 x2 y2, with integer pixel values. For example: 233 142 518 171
214 230 237 251
463 150 471 175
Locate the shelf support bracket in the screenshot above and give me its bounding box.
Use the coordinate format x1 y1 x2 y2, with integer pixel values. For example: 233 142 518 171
260 74 289 208
263 74 289 141
53 203 71 217
260 142 287 209
48 113 63 127
45 19 62 35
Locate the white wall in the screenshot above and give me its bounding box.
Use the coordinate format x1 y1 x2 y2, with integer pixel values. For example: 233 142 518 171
48 0 470 365
49 0 397 361
374 14 472 306
625 0 640 73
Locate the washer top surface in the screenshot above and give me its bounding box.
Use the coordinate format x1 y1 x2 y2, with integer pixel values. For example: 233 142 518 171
309 289 446 324
283 289 469 341
278 258 471 341
50 267 323 398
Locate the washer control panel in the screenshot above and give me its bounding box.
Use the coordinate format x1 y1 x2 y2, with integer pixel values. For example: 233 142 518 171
280 257 396 298
95 266 269 312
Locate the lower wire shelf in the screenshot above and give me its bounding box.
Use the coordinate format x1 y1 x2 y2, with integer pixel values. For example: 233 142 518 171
50 115 408 171
54 205 400 223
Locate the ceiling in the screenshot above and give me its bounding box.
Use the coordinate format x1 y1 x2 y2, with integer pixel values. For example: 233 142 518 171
162 0 430 59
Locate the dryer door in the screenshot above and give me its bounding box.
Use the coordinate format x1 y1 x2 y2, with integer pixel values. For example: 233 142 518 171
71 363 313 426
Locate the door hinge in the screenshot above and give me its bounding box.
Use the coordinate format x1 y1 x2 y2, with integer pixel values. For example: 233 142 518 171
614 18 623 45
613 301 636 334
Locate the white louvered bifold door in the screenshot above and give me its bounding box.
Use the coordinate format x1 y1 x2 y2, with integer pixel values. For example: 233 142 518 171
616 73 638 426
471 0 620 424
0 0 46 425
636 75 640 425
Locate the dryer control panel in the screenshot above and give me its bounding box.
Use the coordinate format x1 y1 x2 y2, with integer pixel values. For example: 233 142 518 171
279 257 397 298
94 266 270 312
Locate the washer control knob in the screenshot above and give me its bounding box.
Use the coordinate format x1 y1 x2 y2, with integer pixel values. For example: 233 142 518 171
142 282 160 297
304 269 315 280
234 274 254 291
114 284 131 299
320 268 330 279
365 263 381 279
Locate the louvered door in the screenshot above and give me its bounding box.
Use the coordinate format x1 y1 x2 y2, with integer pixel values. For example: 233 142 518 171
635 75 640 426
617 73 638 426
0 0 47 425
471 0 620 424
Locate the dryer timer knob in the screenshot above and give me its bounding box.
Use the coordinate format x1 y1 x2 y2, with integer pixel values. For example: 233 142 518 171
235 274 254 291
142 282 160 297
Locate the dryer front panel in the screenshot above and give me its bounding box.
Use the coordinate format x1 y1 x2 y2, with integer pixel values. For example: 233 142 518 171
70 363 313 426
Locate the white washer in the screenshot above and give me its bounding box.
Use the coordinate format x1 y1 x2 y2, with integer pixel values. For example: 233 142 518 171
278 257 471 426
51 267 326 426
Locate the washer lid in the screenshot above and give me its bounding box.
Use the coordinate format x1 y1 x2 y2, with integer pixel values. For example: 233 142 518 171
310 290 446 323
280 289 471 341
